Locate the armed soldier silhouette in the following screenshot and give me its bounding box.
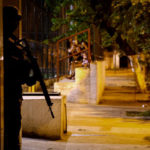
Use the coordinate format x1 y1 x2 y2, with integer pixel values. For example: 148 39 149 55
3 6 38 150
3 5 55 150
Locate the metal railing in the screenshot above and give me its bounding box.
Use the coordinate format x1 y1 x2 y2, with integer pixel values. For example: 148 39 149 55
27 39 57 79
56 28 91 81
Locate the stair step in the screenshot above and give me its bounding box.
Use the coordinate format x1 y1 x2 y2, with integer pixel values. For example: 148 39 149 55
102 69 138 103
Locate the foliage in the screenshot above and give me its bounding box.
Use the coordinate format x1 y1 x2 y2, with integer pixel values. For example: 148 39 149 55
110 0 150 53
50 0 92 34
45 0 150 55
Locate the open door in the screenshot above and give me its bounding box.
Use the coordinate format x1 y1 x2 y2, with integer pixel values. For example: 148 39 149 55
0 0 4 149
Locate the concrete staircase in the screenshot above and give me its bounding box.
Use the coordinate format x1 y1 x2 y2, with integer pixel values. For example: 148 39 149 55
101 69 137 103
105 69 136 87
101 69 150 104
54 67 150 105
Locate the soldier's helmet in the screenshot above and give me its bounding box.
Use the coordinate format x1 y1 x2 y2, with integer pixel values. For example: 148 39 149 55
3 6 21 21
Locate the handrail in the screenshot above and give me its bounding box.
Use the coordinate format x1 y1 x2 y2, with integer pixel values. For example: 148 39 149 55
56 28 91 81
59 49 88 61
57 28 90 43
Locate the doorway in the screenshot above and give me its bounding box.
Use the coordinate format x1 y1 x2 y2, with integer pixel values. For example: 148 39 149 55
120 56 130 68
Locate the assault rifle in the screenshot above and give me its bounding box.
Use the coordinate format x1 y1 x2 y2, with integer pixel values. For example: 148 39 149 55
17 38 54 118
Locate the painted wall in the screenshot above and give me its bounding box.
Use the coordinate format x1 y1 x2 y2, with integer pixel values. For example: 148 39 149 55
105 51 132 70
54 61 106 104
129 55 147 93
75 68 90 103
22 96 67 139
113 51 120 69
104 51 120 69
96 61 105 104
89 61 105 104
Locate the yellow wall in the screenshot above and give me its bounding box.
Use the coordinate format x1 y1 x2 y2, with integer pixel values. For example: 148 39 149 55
131 55 147 93
75 68 90 84
104 51 120 69
75 68 90 103
96 61 105 104
54 61 106 104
